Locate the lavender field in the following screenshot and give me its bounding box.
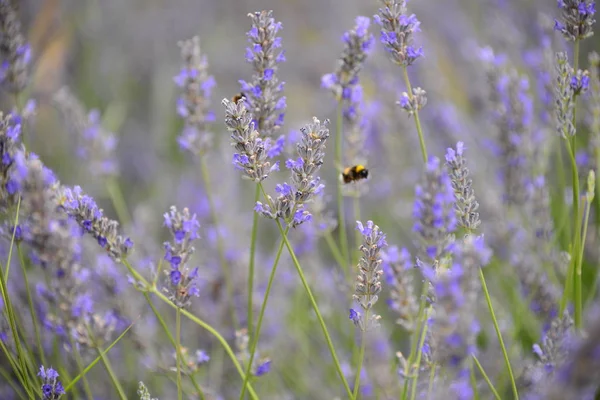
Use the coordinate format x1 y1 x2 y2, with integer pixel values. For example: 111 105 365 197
0 0 599 399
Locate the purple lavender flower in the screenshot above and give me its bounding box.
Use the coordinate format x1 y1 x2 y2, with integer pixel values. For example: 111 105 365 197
0 0 30 93
351 220 387 331
256 117 329 228
554 0 596 41
323 17 374 198
397 87 427 115
239 10 286 139
0 111 22 209
162 206 201 308
38 366 65 399
382 246 418 331
321 16 374 102
569 68 590 95
53 87 119 177
482 49 534 205
374 0 423 66
413 156 457 269
223 98 278 181
430 235 490 370
555 52 577 138
174 36 216 154
60 185 133 262
445 142 481 232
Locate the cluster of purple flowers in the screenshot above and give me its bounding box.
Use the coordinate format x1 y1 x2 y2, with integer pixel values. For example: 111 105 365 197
162 206 201 308
255 117 329 228
174 36 216 154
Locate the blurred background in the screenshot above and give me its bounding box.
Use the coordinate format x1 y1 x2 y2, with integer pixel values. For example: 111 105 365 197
2 0 599 399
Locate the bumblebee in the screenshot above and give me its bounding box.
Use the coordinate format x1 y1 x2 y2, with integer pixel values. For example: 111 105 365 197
342 165 369 184
232 92 246 104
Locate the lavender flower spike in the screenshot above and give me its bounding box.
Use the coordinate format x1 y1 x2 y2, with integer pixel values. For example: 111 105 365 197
255 117 329 228
174 36 216 154
445 142 481 232
350 220 387 332
321 16 374 101
555 52 576 138
413 156 457 270
38 366 65 399
53 87 119 177
162 206 201 309
554 0 596 41
240 10 286 138
0 0 30 93
60 185 133 262
374 0 424 66
223 98 278 181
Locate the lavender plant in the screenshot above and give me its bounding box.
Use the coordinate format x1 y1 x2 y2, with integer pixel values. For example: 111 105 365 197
1 1 600 399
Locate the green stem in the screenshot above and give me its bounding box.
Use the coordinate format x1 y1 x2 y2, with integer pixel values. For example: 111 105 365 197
472 355 501 400
478 268 518 400
409 311 429 400
176 309 183 400
470 362 480 400
402 67 427 163
122 260 258 399
576 192 593 321
248 185 261 337
240 235 287 400
105 177 131 227
352 196 361 267
198 156 238 329
402 282 429 400
352 330 366 399
17 244 46 366
560 138 582 327
142 293 205 398
96 343 128 400
324 230 347 274
69 337 94 400
4 195 21 281
336 104 350 268
427 364 436 399
274 219 353 398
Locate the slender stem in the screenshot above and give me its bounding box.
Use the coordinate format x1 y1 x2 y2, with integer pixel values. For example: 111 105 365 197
274 219 353 398
0 237 28 383
336 104 350 268
469 361 480 400
122 260 258 399
247 185 261 337
198 155 238 329
96 343 128 400
64 320 136 392
427 364 436 399
0 365 27 400
402 67 427 163
352 330 367 399
105 177 131 227
576 192 593 323
176 309 183 400
409 311 429 400
352 196 361 267
472 355 501 400
478 268 518 400
560 138 582 326
240 235 287 400
324 230 347 274
69 337 94 400
17 244 46 366
4 195 21 281
141 294 206 398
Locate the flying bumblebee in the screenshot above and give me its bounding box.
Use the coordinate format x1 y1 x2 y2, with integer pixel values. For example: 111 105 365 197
342 165 369 184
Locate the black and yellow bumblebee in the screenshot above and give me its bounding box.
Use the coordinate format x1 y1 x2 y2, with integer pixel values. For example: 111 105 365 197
232 92 246 104
342 165 369 184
